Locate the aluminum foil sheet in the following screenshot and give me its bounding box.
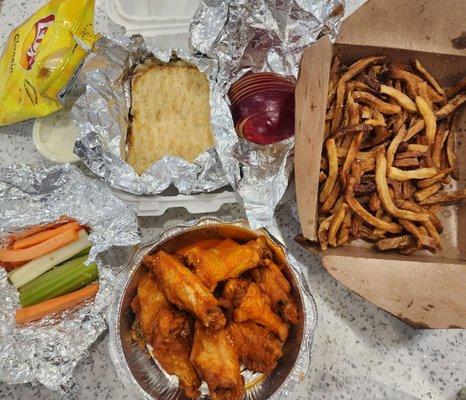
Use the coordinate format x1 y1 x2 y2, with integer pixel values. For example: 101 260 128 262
72 35 228 196
190 0 345 228
108 217 317 400
0 164 140 392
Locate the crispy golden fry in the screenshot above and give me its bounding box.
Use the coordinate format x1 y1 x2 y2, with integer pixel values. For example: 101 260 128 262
372 213 393 238
233 283 288 341
431 123 449 168
345 176 402 233
375 235 414 251
347 92 360 126
393 158 420 168
319 138 338 203
328 203 349 247
228 322 283 375
184 237 270 292
446 129 457 177
190 322 244 400
336 210 352 246
417 81 433 111
386 125 407 168
423 220 442 249
415 96 436 146
413 59 445 96
398 219 440 252
435 93 466 120
394 199 443 233
333 123 372 139
380 84 417 112
330 195 344 215
353 91 401 114
351 159 364 183
375 150 430 222
418 189 466 206
414 182 442 202
250 258 298 324
321 181 342 213
332 56 385 132
350 214 363 238
347 80 375 93
317 214 334 251
406 144 428 153
403 119 425 142
416 167 453 188
445 77 466 98
363 119 386 127
359 225 380 241
341 132 364 185
145 251 226 330
388 166 438 181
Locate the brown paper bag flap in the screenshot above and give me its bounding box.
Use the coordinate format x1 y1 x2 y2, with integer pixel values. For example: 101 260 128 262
322 253 466 328
337 0 466 56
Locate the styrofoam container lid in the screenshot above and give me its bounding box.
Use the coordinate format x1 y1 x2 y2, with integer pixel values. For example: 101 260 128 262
32 110 80 163
106 0 200 38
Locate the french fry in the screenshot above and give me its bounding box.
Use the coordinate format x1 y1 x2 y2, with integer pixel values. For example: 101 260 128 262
393 158 420 168
341 132 364 186
413 59 445 96
403 119 425 142
357 74 382 92
414 182 442 202
332 56 385 133
319 138 338 203
361 105 372 119
431 122 449 167
375 150 430 222
435 93 466 120
396 151 425 159
353 91 401 114
347 80 375 94
406 144 428 153
380 84 417 113
388 166 438 181
373 213 392 238
395 199 443 233
321 181 342 213
317 215 335 251
446 130 457 177
330 196 344 215
445 77 466 98
328 203 349 247
364 119 386 127
347 92 360 126
415 96 436 146
345 177 402 233
359 225 380 241
333 123 372 139
418 189 466 206
402 181 416 199
417 81 434 111
369 192 381 212
417 168 453 188
386 67 419 99
361 126 391 149
350 215 363 238
336 211 352 246
375 235 414 251
386 125 407 168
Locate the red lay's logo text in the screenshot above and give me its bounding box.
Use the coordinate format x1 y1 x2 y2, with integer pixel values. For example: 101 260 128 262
19 14 55 70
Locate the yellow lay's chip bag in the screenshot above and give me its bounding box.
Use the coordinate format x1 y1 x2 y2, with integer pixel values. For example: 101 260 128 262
0 0 95 126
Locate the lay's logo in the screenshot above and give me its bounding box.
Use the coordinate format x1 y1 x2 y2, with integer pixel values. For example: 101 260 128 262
19 14 55 70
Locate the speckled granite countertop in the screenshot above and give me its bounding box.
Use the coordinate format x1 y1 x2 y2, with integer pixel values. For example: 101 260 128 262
0 0 465 399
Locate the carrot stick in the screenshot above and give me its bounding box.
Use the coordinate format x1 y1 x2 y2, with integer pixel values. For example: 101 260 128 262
0 229 79 262
8 217 76 243
12 222 81 250
15 283 99 324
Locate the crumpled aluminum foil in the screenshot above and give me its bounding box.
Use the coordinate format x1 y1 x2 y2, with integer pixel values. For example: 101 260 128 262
0 164 140 393
190 0 345 228
72 35 228 196
107 217 317 400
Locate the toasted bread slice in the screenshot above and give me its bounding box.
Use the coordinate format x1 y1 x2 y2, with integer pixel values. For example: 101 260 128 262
127 61 214 175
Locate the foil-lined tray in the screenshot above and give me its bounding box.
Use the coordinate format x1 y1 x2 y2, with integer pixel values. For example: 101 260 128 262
72 35 228 196
108 217 317 400
0 164 140 393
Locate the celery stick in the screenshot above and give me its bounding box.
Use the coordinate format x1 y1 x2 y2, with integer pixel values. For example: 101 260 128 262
19 256 98 307
8 230 90 289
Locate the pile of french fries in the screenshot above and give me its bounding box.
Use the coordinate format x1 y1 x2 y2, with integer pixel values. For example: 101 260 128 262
318 55 466 254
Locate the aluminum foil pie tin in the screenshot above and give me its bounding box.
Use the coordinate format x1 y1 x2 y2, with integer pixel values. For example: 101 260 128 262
108 217 317 400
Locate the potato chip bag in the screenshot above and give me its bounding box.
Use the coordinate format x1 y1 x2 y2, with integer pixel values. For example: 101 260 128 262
0 0 95 126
